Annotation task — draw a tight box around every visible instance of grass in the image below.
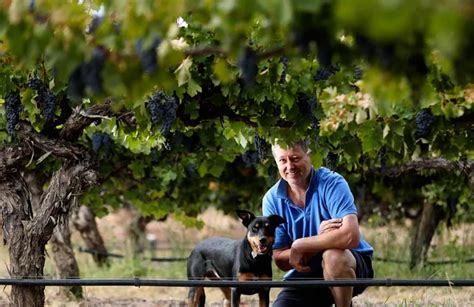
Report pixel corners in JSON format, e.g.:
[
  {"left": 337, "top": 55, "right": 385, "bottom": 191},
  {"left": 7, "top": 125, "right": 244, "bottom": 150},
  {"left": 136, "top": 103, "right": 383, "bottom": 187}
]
[{"left": 1, "top": 209, "right": 473, "bottom": 305}]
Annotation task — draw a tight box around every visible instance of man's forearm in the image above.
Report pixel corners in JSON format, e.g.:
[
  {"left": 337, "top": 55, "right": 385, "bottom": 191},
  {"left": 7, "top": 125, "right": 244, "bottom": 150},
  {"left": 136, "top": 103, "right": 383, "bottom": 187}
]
[{"left": 292, "top": 215, "right": 360, "bottom": 255}]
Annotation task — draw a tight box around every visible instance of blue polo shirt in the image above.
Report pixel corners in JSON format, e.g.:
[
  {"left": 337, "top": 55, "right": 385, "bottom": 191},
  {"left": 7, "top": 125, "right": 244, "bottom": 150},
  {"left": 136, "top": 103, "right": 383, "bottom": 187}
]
[{"left": 262, "top": 167, "right": 373, "bottom": 256}]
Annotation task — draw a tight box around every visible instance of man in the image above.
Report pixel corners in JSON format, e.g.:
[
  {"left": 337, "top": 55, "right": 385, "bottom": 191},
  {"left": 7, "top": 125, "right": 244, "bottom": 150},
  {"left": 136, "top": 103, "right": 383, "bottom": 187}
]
[{"left": 262, "top": 141, "right": 374, "bottom": 307}]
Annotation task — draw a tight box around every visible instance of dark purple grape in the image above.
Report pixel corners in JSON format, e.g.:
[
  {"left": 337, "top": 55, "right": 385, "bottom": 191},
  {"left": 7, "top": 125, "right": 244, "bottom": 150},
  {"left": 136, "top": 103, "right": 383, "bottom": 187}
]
[
  {"left": 415, "top": 110, "right": 435, "bottom": 139},
  {"left": 91, "top": 133, "right": 103, "bottom": 153},
  {"left": 4, "top": 91, "right": 23, "bottom": 135},
  {"left": 86, "top": 15, "right": 103, "bottom": 34},
  {"left": 136, "top": 37, "right": 161, "bottom": 74},
  {"left": 238, "top": 47, "right": 258, "bottom": 87},
  {"left": 146, "top": 91, "right": 178, "bottom": 137},
  {"left": 242, "top": 151, "right": 258, "bottom": 167},
  {"left": 255, "top": 134, "right": 269, "bottom": 162},
  {"left": 280, "top": 56, "right": 289, "bottom": 83},
  {"left": 353, "top": 66, "right": 363, "bottom": 81},
  {"left": 313, "top": 64, "right": 339, "bottom": 81},
  {"left": 378, "top": 146, "right": 387, "bottom": 171},
  {"left": 325, "top": 152, "right": 338, "bottom": 170},
  {"left": 82, "top": 47, "right": 106, "bottom": 94}
]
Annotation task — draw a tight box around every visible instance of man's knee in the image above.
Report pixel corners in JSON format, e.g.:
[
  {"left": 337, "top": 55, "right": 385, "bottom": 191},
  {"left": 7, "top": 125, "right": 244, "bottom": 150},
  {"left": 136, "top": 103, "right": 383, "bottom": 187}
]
[{"left": 322, "top": 249, "right": 356, "bottom": 277}]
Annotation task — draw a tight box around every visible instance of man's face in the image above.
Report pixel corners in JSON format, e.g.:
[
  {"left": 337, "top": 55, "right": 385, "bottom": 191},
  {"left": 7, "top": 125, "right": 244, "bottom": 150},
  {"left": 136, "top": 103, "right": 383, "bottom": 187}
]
[{"left": 273, "top": 144, "right": 312, "bottom": 187}]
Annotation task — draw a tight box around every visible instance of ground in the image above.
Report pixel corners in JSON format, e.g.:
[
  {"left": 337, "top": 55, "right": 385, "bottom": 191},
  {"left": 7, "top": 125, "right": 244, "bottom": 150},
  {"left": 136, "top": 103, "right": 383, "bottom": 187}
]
[{"left": 1, "top": 208, "right": 473, "bottom": 306}]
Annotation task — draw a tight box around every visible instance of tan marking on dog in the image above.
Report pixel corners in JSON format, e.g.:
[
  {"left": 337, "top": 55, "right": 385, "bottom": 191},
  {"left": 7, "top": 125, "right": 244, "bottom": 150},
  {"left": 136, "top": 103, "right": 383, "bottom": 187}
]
[
  {"left": 238, "top": 272, "right": 256, "bottom": 281},
  {"left": 189, "top": 287, "right": 204, "bottom": 307},
  {"left": 259, "top": 274, "right": 271, "bottom": 280},
  {"left": 247, "top": 233, "right": 260, "bottom": 254}
]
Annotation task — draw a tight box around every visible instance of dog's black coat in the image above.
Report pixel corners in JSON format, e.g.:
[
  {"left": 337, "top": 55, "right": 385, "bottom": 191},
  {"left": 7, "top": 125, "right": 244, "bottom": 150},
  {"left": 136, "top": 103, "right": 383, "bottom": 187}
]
[{"left": 187, "top": 210, "right": 285, "bottom": 307}]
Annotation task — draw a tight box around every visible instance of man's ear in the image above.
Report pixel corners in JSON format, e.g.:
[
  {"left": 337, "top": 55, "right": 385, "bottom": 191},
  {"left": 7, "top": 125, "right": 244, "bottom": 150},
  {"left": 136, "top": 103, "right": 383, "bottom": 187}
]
[
  {"left": 236, "top": 209, "right": 255, "bottom": 227},
  {"left": 269, "top": 214, "right": 286, "bottom": 227}
]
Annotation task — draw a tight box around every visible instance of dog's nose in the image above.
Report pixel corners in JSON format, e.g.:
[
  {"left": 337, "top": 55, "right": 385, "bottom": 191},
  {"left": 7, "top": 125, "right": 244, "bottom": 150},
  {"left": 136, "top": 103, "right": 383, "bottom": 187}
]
[{"left": 259, "top": 237, "right": 267, "bottom": 244}]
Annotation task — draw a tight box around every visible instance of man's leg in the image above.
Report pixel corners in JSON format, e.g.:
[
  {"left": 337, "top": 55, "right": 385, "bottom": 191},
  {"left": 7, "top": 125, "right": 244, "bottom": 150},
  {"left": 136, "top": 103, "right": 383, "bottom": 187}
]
[
  {"left": 272, "top": 287, "right": 334, "bottom": 307},
  {"left": 322, "top": 249, "right": 356, "bottom": 307}
]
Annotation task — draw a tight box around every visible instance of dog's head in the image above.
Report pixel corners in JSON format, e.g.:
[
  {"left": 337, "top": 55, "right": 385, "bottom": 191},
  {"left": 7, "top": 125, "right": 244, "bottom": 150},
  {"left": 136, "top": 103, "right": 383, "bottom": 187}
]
[{"left": 236, "top": 209, "right": 286, "bottom": 257}]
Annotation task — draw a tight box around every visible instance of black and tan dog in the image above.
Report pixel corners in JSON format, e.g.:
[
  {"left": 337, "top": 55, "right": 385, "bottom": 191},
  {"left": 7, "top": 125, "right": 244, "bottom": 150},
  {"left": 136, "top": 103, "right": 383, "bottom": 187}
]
[{"left": 187, "top": 209, "right": 286, "bottom": 307}]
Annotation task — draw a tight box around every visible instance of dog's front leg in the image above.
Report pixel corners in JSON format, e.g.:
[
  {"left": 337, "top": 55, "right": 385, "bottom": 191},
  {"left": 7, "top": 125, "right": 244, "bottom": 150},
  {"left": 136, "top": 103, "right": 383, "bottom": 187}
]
[
  {"left": 231, "top": 288, "right": 241, "bottom": 307},
  {"left": 258, "top": 289, "right": 270, "bottom": 307}
]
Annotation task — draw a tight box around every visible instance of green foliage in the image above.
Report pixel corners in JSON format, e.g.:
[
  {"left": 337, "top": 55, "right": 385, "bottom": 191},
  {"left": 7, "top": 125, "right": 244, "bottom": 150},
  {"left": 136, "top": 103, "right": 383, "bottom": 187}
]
[{"left": 0, "top": 0, "right": 472, "bottom": 226}]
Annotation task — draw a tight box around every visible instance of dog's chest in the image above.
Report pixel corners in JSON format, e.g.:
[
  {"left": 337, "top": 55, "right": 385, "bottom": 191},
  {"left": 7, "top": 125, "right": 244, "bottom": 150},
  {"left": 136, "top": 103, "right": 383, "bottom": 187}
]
[{"left": 236, "top": 271, "right": 271, "bottom": 295}]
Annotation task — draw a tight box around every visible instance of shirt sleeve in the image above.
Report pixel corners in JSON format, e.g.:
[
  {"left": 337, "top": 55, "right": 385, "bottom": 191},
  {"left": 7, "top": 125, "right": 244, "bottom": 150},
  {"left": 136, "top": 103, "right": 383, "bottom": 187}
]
[
  {"left": 262, "top": 192, "right": 291, "bottom": 249},
  {"left": 325, "top": 174, "right": 358, "bottom": 218}
]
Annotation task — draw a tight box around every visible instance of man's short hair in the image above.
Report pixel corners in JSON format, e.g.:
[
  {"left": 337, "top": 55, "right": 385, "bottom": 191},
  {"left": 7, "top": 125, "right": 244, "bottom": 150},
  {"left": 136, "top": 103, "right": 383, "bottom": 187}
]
[{"left": 271, "top": 139, "right": 311, "bottom": 157}]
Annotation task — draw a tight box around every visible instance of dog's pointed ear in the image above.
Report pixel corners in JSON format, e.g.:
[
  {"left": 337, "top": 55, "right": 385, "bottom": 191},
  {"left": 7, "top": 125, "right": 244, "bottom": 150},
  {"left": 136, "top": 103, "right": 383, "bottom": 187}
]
[
  {"left": 269, "top": 214, "right": 286, "bottom": 226},
  {"left": 236, "top": 209, "right": 255, "bottom": 227}
]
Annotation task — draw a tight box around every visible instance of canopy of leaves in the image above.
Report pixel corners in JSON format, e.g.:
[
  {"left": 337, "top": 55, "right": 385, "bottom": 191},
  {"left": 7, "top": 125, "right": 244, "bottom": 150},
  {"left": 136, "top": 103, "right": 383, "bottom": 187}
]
[{"left": 1, "top": 0, "right": 473, "bottom": 226}]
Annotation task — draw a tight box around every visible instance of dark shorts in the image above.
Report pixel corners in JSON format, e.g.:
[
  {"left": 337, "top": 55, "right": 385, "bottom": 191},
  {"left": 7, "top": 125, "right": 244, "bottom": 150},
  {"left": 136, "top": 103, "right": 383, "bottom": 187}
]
[{"left": 272, "top": 250, "right": 374, "bottom": 307}]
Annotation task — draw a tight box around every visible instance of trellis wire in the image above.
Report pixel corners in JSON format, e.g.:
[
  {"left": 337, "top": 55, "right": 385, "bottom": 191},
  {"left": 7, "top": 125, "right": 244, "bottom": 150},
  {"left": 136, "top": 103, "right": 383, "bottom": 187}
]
[
  {"left": 0, "top": 278, "right": 473, "bottom": 287},
  {"left": 78, "top": 247, "right": 474, "bottom": 265}
]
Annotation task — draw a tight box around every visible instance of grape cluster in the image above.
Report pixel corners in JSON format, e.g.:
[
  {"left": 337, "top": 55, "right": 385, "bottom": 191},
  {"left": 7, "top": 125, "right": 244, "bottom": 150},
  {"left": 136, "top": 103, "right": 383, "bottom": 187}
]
[
  {"left": 185, "top": 164, "right": 198, "bottom": 178},
  {"left": 280, "top": 56, "right": 289, "bottom": 83},
  {"left": 242, "top": 151, "right": 258, "bottom": 167},
  {"left": 4, "top": 91, "right": 23, "bottom": 135},
  {"left": 68, "top": 47, "right": 106, "bottom": 101},
  {"left": 267, "top": 165, "right": 278, "bottom": 186},
  {"left": 255, "top": 134, "right": 269, "bottom": 162},
  {"left": 353, "top": 66, "right": 363, "bottom": 81},
  {"left": 296, "top": 93, "right": 319, "bottom": 130},
  {"left": 86, "top": 14, "right": 104, "bottom": 34},
  {"left": 415, "top": 109, "right": 435, "bottom": 139},
  {"left": 27, "top": 76, "right": 56, "bottom": 122},
  {"left": 313, "top": 64, "right": 340, "bottom": 81},
  {"left": 378, "top": 146, "right": 387, "bottom": 171},
  {"left": 147, "top": 91, "right": 178, "bottom": 137},
  {"left": 238, "top": 47, "right": 258, "bottom": 87},
  {"left": 325, "top": 152, "right": 338, "bottom": 170},
  {"left": 28, "top": 0, "right": 35, "bottom": 12},
  {"left": 91, "top": 132, "right": 112, "bottom": 157},
  {"left": 57, "top": 94, "right": 72, "bottom": 125},
  {"left": 136, "top": 37, "right": 161, "bottom": 74}
]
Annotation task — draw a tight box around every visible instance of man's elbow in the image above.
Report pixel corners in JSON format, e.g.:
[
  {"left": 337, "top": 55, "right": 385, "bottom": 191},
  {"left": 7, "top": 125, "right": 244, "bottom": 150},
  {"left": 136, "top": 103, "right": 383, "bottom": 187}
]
[{"left": 345, "top": 231, "right": 360, "bottom": 249}]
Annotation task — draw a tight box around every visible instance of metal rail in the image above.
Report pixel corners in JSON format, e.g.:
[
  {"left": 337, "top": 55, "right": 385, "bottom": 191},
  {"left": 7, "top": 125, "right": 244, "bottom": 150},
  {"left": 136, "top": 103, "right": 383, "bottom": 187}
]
[{"left": 1, "top": 278, "right": 473, "bottom": 287}]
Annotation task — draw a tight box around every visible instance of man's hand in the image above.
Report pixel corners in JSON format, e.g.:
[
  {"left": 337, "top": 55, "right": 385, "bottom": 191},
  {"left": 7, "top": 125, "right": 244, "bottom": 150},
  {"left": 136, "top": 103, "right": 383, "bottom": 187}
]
[
  {"left": 319, "top": 218, "right": 343, "bottom": 234},
  {"left": 289, "top": 239, "right": 312, "bottom": 273}
]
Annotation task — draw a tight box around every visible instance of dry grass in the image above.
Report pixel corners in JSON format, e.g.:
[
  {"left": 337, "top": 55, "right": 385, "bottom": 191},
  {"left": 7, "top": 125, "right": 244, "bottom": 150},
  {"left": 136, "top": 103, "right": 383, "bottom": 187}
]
[{"left": 1, "top": 207, "right": 473, "bottom": 306}]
